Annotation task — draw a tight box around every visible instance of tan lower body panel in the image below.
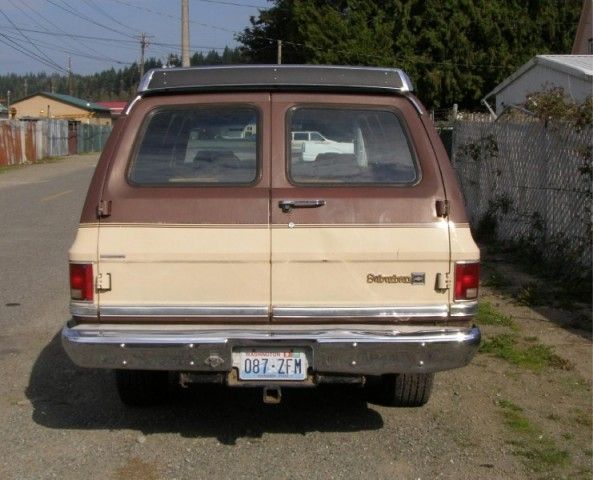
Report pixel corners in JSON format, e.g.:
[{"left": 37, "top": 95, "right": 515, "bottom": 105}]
[
  {"left": 450, "top": 223, "right": 481, "bottom": 261},
  {"left": 73, "top": 223, "right": 479, "bottom": 323},
  {"left": 271, "top": 225, "right": 452, "bottom": 312},
  {"left": 96, "top": 225, "right": 270, "bottom": 309}
]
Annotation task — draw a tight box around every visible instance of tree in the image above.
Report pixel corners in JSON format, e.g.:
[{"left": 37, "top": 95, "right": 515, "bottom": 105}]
[
  {"left": 238, "top": 0, "right": 582, "bottom": 109},
  {"left": 0, "top": 48, "right": 244, "bottom": 103}
]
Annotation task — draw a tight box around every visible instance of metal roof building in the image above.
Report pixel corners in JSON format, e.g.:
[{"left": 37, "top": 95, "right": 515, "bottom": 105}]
[
  {"left": 10, "top": 92, "right": 111, "bottom": 125},
  {"left": 483, "top": 55, "right": 593, "bottom": 115}
]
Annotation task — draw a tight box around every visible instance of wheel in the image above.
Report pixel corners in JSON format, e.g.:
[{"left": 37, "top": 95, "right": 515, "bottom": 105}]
[
  {"left": 115, "top": 369, "right": 170, "bottom": 406},
  {"left": 369, "top": 373, "right": 434, "bottom": 407}
]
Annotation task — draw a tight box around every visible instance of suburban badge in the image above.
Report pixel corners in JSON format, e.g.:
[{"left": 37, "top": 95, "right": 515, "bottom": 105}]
[{"left": 366, "top": 273, "right": 425, "bottom": 285}]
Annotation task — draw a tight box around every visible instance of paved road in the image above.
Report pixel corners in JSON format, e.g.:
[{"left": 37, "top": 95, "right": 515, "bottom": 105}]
[
  {"left": 0, "top": 156, "right": 97, "bottom": 338},
  {"left": 0, "top": 156, "right": 589, "bottom": 480}
]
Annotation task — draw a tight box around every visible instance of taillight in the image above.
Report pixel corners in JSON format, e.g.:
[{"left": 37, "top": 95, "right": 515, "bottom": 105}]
[
  {"left": 454, "top": 262, "right": 480, "bottom": 300},
  {"left": 70, "top": 263, "right": 93, "bottom": 301}
]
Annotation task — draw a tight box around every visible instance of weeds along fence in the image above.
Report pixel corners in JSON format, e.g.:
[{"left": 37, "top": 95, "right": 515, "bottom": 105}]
[
  {"left": 452, "top": 118, "right": 592, "bottom": 274},
  {"left": 0, "top": 119, "right": 111, "bottom": 165}
]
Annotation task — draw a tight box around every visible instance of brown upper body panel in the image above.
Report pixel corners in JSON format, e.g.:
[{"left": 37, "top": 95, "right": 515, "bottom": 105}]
[
  {"left": 82, "top": 90, "right": 464, "bottom": 226},
  {"left": 83, "top": 93, "right": 271, "bottom": 225},
  {"left": 418, "top": 103, "right": 469, "bottom": 224},
  {"left": 271, "top": 93, "right": 445, "bottom": 226}
]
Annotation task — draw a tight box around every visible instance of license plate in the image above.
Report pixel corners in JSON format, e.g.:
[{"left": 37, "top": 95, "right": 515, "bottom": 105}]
[{"left": 234, "top": 348, "right": 308, "bottom": 381}]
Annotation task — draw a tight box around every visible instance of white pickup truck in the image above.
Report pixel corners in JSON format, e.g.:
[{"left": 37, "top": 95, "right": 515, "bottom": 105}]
[{"left": 291, "top": 131, "right": 354, "bottom": 162}]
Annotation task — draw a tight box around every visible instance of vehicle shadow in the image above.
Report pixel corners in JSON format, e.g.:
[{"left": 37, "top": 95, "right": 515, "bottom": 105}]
[{"left": 26, "top": 332, "right": 384, "bottom": 444}]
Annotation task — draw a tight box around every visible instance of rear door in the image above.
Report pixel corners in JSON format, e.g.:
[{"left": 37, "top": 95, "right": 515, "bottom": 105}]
[
  {"left": 96, "top": 93, "right": 271, "bottom": 323},
  {"left": 270, "top": 93, "right": 451, "bottom": 323}
]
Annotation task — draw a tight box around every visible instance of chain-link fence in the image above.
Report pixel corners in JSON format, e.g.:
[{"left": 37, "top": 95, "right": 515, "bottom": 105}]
[{"left": 452, "top": 118, "right": 592, "bottom": 272}]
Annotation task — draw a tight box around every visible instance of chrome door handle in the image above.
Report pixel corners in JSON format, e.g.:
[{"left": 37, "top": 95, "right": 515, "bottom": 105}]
[{"left": 278, "top": 200, "right": 326, "bottom": 213}]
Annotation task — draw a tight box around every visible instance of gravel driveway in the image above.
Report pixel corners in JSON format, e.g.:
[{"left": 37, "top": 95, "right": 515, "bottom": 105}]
[{"left": 0, "top": 155, "right": 590, "bottom": 480}]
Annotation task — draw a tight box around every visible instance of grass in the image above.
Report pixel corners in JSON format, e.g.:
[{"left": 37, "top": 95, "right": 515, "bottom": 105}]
[
  {"left": 514, "top": 443, "right": 570, "bottom": 471},
  {"left": 0, "top": 156, "right": 68, "bottom": 175},
  {"left": 481, "top": 244, "right": 592, "bottom": 317},
  {"left": 477, "top": 302, "right": 574, "bottom": 371},
  {"left": 499, "top": 399, "right": 570, "bottom": 472},
  {"left": 516, "top": 282, "right": 547, "bottom": 307},
  {"left": 0, "top": 164, "right": 25, "bottom": 174},
  {"left": 479, "top": 334, "right": 573, "bottom": 371},
  {"left": 499, "top": 399, "right": 536, "bottom": 434},
  {"left": 573, "top": 409, "right": 593, "bottom": 428},
  {"left": 483, "top": 270, "right": 512, "bottom": 289},
  {"left": 476, "top": 301, "right": 517, "bottom": 329},
  {"left": 557, "top": 375, "right": 591, "bottom": 393}
]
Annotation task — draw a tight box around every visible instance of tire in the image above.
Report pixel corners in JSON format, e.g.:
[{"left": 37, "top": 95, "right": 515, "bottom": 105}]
[
  {"left": 372, "top": 373, "right": 434, "bottom": 407},
  {"left": 115, "top": 369, "right": 170, "bottom": 407}
]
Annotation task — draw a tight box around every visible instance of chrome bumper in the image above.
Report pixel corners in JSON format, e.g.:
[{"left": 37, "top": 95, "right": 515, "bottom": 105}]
[{"left": 62, "top": 324, "right": 481, "bottom": 375}]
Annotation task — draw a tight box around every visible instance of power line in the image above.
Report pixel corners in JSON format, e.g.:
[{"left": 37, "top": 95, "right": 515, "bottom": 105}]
[
  {"left": 0, "top": 32, "right": 70, "bottom": 74},
  {"left": 0, "top": 25, "right": 139, "bottom": 44},
  {"left": 82, "top": 0, "right": 141, "bottom": 34},
  {"left": 0, "top": 25, "right": 231, "bottom": 52},
  {"left": 1, "top": 30, "right": 133, "bottom": 66},
  {"left": 15, "top": 0, "right": 129, "bottom": 67},
  {"left": 0, "top": 8, "right": 66, "bottom": 73},
  {"left": 193, "top": 0, "right": 268, "bottom": 8},
  {"left": 45, "top": 0, "right": 136, "bottom": 40},
  {"left": 105, "top": 0, "right": 238, "bottom": 34}
]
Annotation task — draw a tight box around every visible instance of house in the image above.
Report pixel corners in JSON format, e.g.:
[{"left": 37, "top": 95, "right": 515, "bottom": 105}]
[
  {"left": 482, "top": 55, "right": 593, "bottom": 116},
  {"left": 0, "top": 103, "right": 7, "bottom": 120},
  {"left": 96, "top": 100, "right": 128, "bottom": 120},
  {"left": 10, "top": 92, "right": 111, "bottom": 125},
  {"left": 573, "top": 0, "right": 592, "bottom": 54}
]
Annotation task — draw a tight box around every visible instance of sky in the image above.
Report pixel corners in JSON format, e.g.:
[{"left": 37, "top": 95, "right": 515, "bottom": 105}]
[{"left": 0, "top": 0, "right": 271, "bottom": 75}]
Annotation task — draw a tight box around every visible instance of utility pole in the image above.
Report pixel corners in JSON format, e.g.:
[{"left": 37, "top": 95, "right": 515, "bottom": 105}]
[
  {"left": 6, "top": 90, "right": 10, "bottom": 113},
  {"left": 24, "top": 79, "right": 28, "bottom": 97},
  {"left": 138, "top": 32, "right": 149, "bottom": 78},
  {"left": 277, "top": 40, "right": 282, "bottom": 65},
  {"left": 68, "top": 56, "right": 74, "bottom": 96},
  {"left": 181, "top": 0, "right": 190, "bottom": 67}
]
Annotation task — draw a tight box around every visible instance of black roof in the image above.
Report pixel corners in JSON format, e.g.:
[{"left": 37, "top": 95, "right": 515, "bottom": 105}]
[{"left": 137, "top": 65, "right": 414, "bottom": 95}]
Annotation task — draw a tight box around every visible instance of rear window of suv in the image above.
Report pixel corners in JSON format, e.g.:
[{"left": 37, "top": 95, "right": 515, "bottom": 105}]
[
  {"left": 128, "top": 105, "right": 259, "bottom": 185},
  {"left": 288, "top": 107, "right": 418, "bottom": 185}
]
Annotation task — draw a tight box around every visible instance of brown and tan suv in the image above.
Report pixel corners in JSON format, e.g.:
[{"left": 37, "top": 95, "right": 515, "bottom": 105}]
[{"left": 62, "top": 65, "right": 480, "bottom": 407}]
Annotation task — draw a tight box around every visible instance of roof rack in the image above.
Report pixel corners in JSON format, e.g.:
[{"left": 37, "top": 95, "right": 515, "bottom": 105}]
[{"left": 137, "top": 65, "right": 414, "bottom": 95}]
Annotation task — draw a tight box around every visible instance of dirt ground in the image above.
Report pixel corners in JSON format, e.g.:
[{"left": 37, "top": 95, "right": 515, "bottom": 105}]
[{"left": 0, "top": 157, "right": 591, "bottom": 480}]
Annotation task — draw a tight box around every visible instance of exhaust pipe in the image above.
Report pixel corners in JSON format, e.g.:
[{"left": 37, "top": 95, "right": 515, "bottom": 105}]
[{"left": 263, "top": 386, "right": 282, "bottom": 404}]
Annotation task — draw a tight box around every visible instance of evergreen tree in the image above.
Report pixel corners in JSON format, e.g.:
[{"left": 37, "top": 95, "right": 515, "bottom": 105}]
[
  {"left": 237, "top": 0, "right": 582, "bottom": 109},
  {"left": 0, "top": 48, "right": 244, "bottom": 103}
]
